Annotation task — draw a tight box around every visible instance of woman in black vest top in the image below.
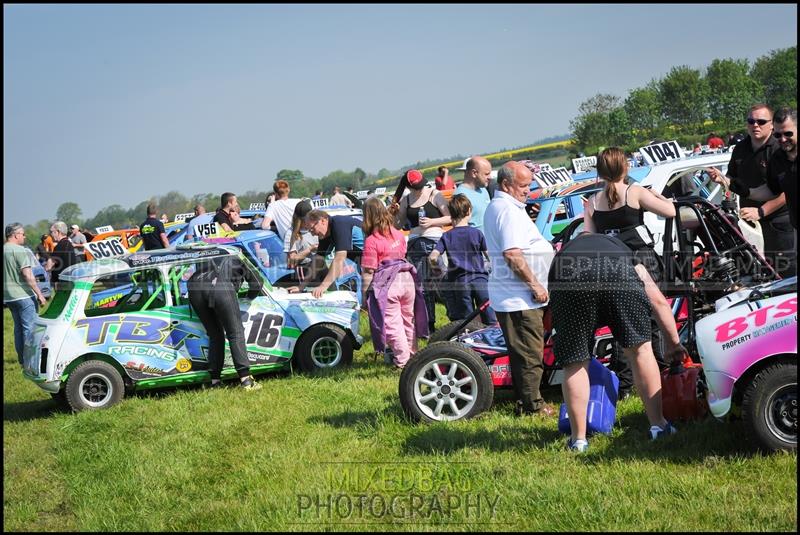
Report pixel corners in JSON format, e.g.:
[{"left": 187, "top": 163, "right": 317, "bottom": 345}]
[
  {"left": 584, "top": 147, "right": 676, "bottom": 283},
  {"left": 583, "top": 148, "right": 683, "bottom": 393}
]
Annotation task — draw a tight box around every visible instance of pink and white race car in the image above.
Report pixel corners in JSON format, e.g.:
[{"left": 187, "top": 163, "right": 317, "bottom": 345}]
[{"left": 695, "top": 277, "right": 796, "bottom": 452}]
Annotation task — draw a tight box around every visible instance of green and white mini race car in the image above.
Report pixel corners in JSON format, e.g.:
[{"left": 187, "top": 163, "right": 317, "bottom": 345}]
[{"left": 22, "top": 243, "right": 362, "bottom": 411}]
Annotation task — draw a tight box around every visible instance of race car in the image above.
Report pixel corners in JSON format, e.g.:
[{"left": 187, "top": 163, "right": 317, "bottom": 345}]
[
  {"left": 84, "top": 229, "right": 143, "bottom": 261},
  {"left": 695, "top": 276, "right": 796, "bottom": 452},
  {"left": 182, "top": 204, "right": 364, "bottom": 298},
  {"left": 22, "top": 243, "right": 362, "bottom": 412},
  {"left": 527, "top": 180, "right": 602, "bottom": 240}
]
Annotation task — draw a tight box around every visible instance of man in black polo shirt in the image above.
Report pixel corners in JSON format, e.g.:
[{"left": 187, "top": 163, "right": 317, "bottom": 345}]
[
  {"left": 139, "top": 204, "right": 169, "bottom": 251},
  {"left": 213, "top": 192, "right": 237, "bottom": 233},
  {"left": 708, "top": 103, "right": 794, "bottom": 277},
  {"left": 304, "top": 210, "right": 364, "bottom": 298},
  {"left": 766, "top": 108, "right": 797, "bottom": 271},
  {"left": 45, "top": 221, "right": 78, "bottom": 287},
  {"left": 212, "top": 192, "right": 254, "bottom": 233}
]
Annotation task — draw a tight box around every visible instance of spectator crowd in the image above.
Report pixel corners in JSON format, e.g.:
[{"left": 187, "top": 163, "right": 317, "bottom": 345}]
[{"left": 5, "top": 104, "right": 797, "bottom": 451}]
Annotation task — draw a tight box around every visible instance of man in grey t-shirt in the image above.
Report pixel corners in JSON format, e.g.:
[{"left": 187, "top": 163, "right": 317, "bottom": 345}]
[
  {"left": 4, "top": 223, "right": 47, "bottom": 365},
  {"left": 69, "top": 224, "right": 87, "bottom": 260}
]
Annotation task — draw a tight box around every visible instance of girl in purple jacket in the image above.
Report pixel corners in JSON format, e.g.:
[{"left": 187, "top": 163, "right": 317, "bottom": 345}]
[{"left": 361, "top": 197, "right": 428, "bottom": 369}]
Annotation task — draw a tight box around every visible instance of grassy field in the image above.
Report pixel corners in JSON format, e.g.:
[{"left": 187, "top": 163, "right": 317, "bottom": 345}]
[{"left": 3, "top": 308, "right": 796, "bottom": 532}]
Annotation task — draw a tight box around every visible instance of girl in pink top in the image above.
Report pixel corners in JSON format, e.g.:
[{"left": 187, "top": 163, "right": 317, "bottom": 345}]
[{"left": 361, "top": 197, "right": 418, "bottom": 368}]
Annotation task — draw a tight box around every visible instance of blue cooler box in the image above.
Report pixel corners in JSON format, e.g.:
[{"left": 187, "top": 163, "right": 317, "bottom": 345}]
[{"left": 559, "top": 358, "right": 619, "bottom": 435}]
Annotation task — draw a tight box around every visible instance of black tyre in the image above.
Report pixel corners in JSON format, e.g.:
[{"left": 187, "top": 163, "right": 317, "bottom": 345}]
[
  {"left": 65, "top": 360, "right": 125, "bottom": 412},
  {"left": 429, "top": 319, "right": 485, "bottom": 344},
  {"left": 741, "top": 361, "right": 797, "bottom": 452},
  {"left": 399, "top": 341, "right": 494, "bottom": 423},
  {"left": 294, "top": 324, "right": 353, "bottom": 373}
]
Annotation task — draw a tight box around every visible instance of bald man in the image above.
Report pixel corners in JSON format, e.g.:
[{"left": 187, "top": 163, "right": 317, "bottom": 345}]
[
  {"left": 454, "top": 156, "right": 493, "bottom": 232},
  {"left": 484, "top": 161, "right": 555, "bottom": 416}
]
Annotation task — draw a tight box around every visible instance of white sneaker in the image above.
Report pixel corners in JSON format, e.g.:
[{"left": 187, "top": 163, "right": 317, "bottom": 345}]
[
  {"left": 649, "top": 422, "right": 677, "bottom": 440},
  {"left": 567, "top": 438, "right": 589, "bottom": 452}
]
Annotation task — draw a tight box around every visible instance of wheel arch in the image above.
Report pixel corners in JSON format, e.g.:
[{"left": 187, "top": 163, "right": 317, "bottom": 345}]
[
  {"left": 731, "top": 352, "right": 797, "bottom": 407},
  {"left": 301, "top": 321, "right": 361, "bottom": 350},
  {"left": 61, "top": 352, "right": 134, "bottom": 391}
]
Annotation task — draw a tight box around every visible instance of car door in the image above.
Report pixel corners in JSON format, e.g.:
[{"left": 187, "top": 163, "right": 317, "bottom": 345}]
[{"left": 165, "top": 258, "right": 292, "bottom": 372}]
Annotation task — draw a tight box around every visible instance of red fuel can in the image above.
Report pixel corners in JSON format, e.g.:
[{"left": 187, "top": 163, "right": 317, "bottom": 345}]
[{"left": 661, "top": 355, "right": 709, "bottom": 422}]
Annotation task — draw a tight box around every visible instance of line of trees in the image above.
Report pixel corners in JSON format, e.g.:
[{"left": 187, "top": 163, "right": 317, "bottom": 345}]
[{"left": 570, "top": 47, "right": 796, "bottom": 154}]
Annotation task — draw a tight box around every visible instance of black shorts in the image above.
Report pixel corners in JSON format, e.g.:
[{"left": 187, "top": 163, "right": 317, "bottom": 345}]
[{"left": 549, "top": 256, "right": 651, "bottom": 367}]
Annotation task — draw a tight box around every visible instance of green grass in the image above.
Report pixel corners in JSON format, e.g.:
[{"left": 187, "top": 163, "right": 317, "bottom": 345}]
[{"left": 3, "top": 308, "right": 796, "bottom": 531}]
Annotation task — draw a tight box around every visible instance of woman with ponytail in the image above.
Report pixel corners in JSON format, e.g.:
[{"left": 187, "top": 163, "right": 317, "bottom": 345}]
[
  {"left": 584, "top": 147, "right": 683, "bottom": 398},
  {"left": 584, "top": 147, "right": 675, "bottom": 280}
]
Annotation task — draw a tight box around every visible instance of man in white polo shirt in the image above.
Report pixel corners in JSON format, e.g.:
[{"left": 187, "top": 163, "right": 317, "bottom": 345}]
[{"left": 484, "top": 161, "right": 555, "bottom": 416}]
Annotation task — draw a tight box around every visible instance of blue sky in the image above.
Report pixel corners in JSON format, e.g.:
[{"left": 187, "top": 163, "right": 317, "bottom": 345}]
[{"left": 4, "top": 4, "right": 797, "bottom": 225}]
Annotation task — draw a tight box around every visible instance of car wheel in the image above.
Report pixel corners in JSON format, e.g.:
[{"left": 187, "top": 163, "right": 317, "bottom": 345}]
[
  {"left": 65, "top": 360, "right": 125, "bottom": 412},
  {"left": 741, "top": 361, "right": 797, "bottom": 452},
  {"left": 399, "top": 341, "right": 493, "bottom": 423},
  {"left": 429, "top": 319, "right": 485, "bottom": 344},
  {"left": 294, "top": 324, "right": 353, "bottom": 373}
]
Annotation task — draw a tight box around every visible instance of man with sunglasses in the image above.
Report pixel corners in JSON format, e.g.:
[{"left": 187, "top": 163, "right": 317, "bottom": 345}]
[
  {"left": 766, "top": 108, "right": 797, "bottom": 260},
  {"left": 708, "top": 103, "right": 793, "bottom": 277}
]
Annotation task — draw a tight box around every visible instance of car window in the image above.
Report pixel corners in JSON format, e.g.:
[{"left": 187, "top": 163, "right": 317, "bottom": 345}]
[
  {"left": 167, "top": 263, "right": 196, "bottom": 306},
  {"left": 85, "top": 268, "right": 166, "bottom": 317},
  {"left": 127, "top": 233, "right": 142, "bottom": 249},
  {"left": 663, "top": 163, "right": 728, "bottom": 201},
  {"left": 244, "top": 236, "right": 285, "bottom": 270}
]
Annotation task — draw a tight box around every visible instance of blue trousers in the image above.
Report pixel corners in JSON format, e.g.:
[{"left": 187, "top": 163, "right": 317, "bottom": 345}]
[
  {"left": 444, "top": 275, "right": 496, "bottom": 324},
  {"left": 406, "top": 237, "right": 440, "bottom": 333},
  {"left": 8, "top": 296, "right": 38, "bottom": 366}
]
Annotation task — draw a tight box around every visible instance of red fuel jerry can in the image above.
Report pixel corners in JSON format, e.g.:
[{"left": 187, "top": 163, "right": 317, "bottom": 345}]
[{"left": 661, "top": 355, "right": 709, "bottom": 422}]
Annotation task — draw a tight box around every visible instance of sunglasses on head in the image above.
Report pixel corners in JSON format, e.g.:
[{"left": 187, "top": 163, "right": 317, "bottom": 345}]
[
  {"left": 773, "top": 131, "right": 794, "bottom": 139},
  {"left": 747, "top": 118, "right": 771, "bottom": 126}
]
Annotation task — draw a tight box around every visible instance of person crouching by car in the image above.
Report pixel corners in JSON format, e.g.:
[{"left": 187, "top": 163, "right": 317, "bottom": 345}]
[
  {"left": 188, "top": 255, "right": 264, "bottom": 390},
  {"left": 548, "top": 232, "right": 686, "bottom": 452},
  {"left": 304, "top": 209, "right": 364, "bottom": 299},
  {"left": 361, "top": 197, "right": 428, "bottom": 369}
]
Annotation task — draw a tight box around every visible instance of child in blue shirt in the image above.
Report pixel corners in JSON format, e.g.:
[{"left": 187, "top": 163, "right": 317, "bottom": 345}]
[{"left": 428, "top": 194, "right": 497, "bottom": 325}]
